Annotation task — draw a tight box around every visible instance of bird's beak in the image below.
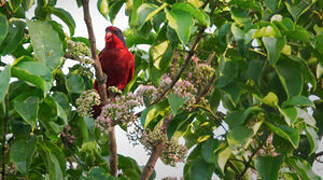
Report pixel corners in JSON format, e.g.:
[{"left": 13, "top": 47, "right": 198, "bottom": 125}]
[{"left": 105, "top": 31, "right": 113, "bottom": 41}]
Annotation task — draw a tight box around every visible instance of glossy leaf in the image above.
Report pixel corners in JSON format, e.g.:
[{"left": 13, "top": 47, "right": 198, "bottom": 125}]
[
  {"left": 10, "top": 137, "right": 37, "bottom": 174},
  {"left": 136, "top": 3, "right": 166, "bottom": 27},
  {"left": 172, "top": 2, "right": 210, "bottom": 26},
  {"left": 141, "top": 100, "right": 169, "bottom": 128},
  {"left": 255, "top": 155, "right": 283, "bottom": 180},
  {"left": 215, "top": 56, "right": 239, "bottom": 88},
  {"left": 285, "top": 0, "right": 313, "bottom": 22},
  {"left": 190, "top": 158, "right": 213, "bottom": 180},
  {"left": 47, "top": 7, "right": 76, "bottom": 36},
  {"left": 165, "top": 9, "right": 194, "bottom": 44},
  {"left": 265, "top": 122, "right": 299, "bottom": 148},
  {"left": 286, "top": 157, "right": 321, "bottom": 180},
  {"left": 275, "top": 58, "right": 304, "bottom": 97},
  {"left": 12, "top": 56, "right": 52, "bottom": 92},
  {"left": 0, "top": 66, "right": 10, "bottom": 103},
  {"left": 227, "top": 126, "right": 253, "bottom": 148},
  {"left": 97, "top": 0, "right": 109, "bottom": 18},
  {"left": 0, "top": 19, "right": 26, "bottom": 55},
  {"left": 65, "top": 74, "right": 85, "bottom": 94},
  {"left": 0, "top": 13, "right": 9, "bottom": 46},
  {"left": 9, "top": 0, "right": 23, "bottom": 12},
  {"left": 262, "top": 37, "right": 285, "bottom": 65},
  {"left": 215, "top": 146, "right": 231, "bottom": 173},
  {"left": 14, "top": 96, "right": 39, "bottom": 126},
  {"left": 27, "top": 20, "right": 64, "bottom": 71},
  {"left": 282, "top": 96, "right": 314, "bottom": 107},
  {"left": 167, "top": 93, "right": 187, "bottom": 115}
]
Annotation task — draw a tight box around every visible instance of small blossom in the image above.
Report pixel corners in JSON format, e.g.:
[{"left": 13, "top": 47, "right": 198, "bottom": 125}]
[
  {"left": 95, "top": 92, "right": 143, "bottom": 134},
  {"left": 76, "top": 90, "right": 101, "bottom": 117}
]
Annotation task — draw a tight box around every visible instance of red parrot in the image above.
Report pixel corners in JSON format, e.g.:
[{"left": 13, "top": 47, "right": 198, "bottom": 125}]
[{"left": 93, "top": 26, "right": 135, "bottom": 117}]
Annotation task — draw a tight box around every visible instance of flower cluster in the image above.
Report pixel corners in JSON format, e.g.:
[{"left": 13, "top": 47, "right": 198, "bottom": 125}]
[
  {"left": 66, "top": 39, "right": 93, "bottom": 64},
  {"left": 139, "top": 128, "right": 187, "bottom": 166},
  {"left": 158, "top": 74, "right": 198, "bottom": 107},
  {"left": 162, "top": 140, "right": 188, "bottom": 166},
  {"left": 135, "top": 85, "right": 157, "bottom": 105},
  {"left": 96, "top": 93, "right": 143, "bottom": 135},
  {"left": 188, "top": 64, "right": 215, "bottom": 90},
  {"left": 76, "top": 90, "right": 101, "bottom": 117}
]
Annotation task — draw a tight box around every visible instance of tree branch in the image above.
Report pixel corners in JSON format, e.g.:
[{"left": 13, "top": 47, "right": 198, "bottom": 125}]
[
  {"left": 141, "top": 2, "right": 216, "bottom": 179},
  {"left": 81, "top": 0, "right": 117, "bottom": 176}
]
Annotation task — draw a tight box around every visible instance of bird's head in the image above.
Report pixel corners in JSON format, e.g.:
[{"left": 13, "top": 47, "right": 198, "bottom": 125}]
[{"left": 105, "top": 26, "right": 126, "bottom": 48}]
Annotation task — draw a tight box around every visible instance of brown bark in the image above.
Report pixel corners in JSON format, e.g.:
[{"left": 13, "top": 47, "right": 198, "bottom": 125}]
[{"left": 81, "top": 0, "right": 117, "bottom": 176}]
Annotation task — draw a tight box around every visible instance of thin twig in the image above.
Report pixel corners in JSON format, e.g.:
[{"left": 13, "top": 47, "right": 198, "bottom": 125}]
[
  {"left": 240, "top": 140, "right": 266, "bottom": 177},
  {"left": 81, "top": 0, "right": 117, "bottom": 176},
  {"left": 315, "top": 151, "right": 323, "bottom": 158}
]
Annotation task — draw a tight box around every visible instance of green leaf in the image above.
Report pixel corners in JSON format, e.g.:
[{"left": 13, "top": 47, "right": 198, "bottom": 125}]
[
  {"left": 136, "top": 3, "right": 166, "bottom": 28},
  {"left": 129, "top": 0, "right": 142, "bottom": 27},
  {"left": 255, "top": 155, "right": 283, "bottom": 180},
  {"left": 27, "top": 20, "right": 64, "bottom": 71},
  {"left": 47, "top": 7, "right": 76, "bottom": 36},
  {"left": 215, "top": 146, "right": 231, "bottom": 173},
  {"left": 9, "top": 0, "right": 23, "bottom": 12},
  {"left": 108, "top": 0, "right": 125, "bottom": 24},
  {"left": 12, "top": 56, "right": 52, "bottom": 92},
  {"left": 215, "top": 56, "right": 239, "bottom": 88},
  {"left": 305, "top": 126, "right": 319, "bottom": 154},
  {"left": 280, "top": 107, "right": 297, "bottom": 126},
  {"left": 0, "top": 19, "right": 26, "bottom": 56},
  {"left": 282, "top": 96, "right": 314, "bottom": 107},
  {"left": 141, "top": 100, "right": 169, "bottom": 128},
  {"left": 10, "top": 136, "right": 37, "bottom": 174},
  {"left": 97, "top": 0, "right": 109, "bottom": 18},
  {"left": 22, "top": 0, "right": 35, "bottom": 10},
  {"left": 285, "top": 0, "right": 313, "bottom": 22},
  {"left": 285, "top": 29, "right": 311, "bottom": 43},
  {"left": 172, "top": 2, "right": 210, "bottom": 26},
  {"left": 225, "top": 106, "right": 263, "bottom": 128},
  {"left": 231, "top": 7, "right": 252, "bottom": 27},
  {"left": 190, "top": 158, "right": 213, "bottom": 180},
  {"left": 264, "top": 0, "right": 279, "bottom": 12},
  {"left": 315, "top": 33, "right": 323, "bottom": 54},
  {"left": 262, "top": 37, "right": 285, "bottom": 65},
  {"left": 165, "top": 9, "right": 194, "bottom": 44},
  {"left": 0, "top": 13, "right": 9, "bottom": 46},
  {"left": 227, "top": 126, "right": 253, "bottom": 148},
  {"left": 201, "top": 139, "right": 217, "bottom": 164},
  {"left": 0, "top": 66, "right": 10, "bottom": 103},
  {"left": 275, "top": 58, "right": 303, "bottom": 97},
  {"left": 265, "top": 122, "right": 299, "bottom": 148},
  {"left": 286, "top": 157, "right": 321, "bottom": 180},
  {"left": 123, "top": 29, "right": 155, "bottom": 47},
  {"left": 262, "top": 92, "right": 279, "bottom": 107},
  {"left": 65, "top": 74, "right": 85, "bottom": 94},
  {"left": 14, "top": 96, "right": 39, "bottom": 126},
  {"left": 88, "top": 167, "right": 110, "bottom": 180},
  {"left": 167, "top": 93, "right": 187, "bottom": 115},
  {"left": 167, "top": 112, "right": 194, "bottom": 139},
  {"left": 47, "top": 152, "right": 64, "bottom": 180}
]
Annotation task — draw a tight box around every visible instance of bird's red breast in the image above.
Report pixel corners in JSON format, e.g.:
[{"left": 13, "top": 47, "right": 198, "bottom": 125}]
[{"left": 93, "top": 26, "right": 135, "bottom": 118}]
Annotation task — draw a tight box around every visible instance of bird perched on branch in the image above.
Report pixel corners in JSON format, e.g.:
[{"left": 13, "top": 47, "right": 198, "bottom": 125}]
[{"left": 93, "top": 26, "right": 135, "bottom": 117}]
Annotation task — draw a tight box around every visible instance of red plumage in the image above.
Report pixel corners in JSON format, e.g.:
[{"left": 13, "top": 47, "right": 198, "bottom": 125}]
[{"left": 93, "top": 26, "right": 135, "bottom": 117}]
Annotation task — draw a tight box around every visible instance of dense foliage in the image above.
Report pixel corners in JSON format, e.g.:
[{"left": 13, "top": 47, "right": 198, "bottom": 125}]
[{"left": 0, "top": 0, "right": 323, "bottom": 179}]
